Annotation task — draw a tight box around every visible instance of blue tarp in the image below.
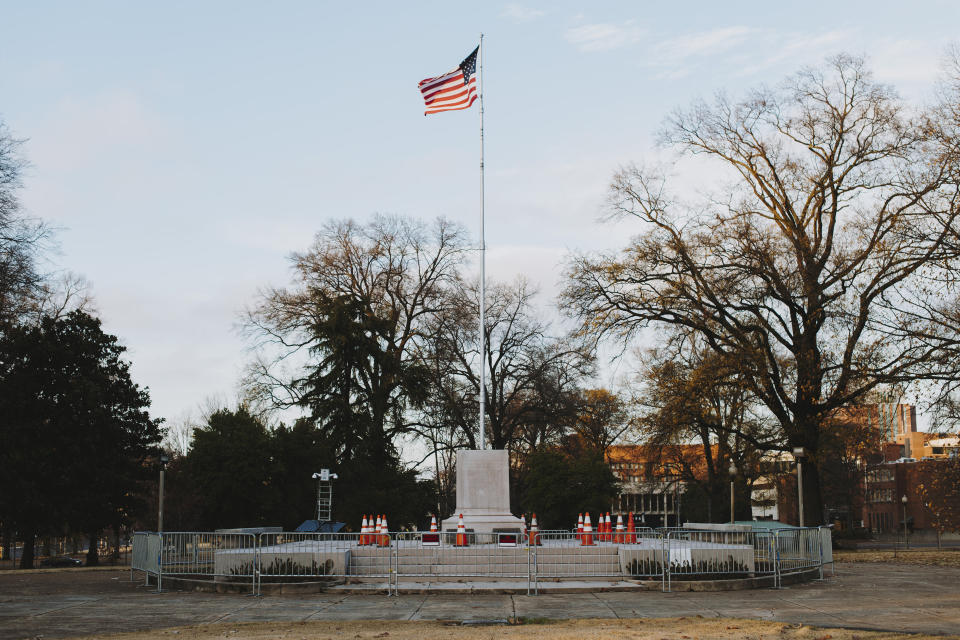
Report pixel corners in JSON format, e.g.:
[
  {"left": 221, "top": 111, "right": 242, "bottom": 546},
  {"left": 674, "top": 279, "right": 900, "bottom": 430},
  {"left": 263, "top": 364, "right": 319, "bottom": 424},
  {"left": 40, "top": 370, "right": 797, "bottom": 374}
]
[
  {"left": 295, "top": 520, "right": 345, "bottom": 533},
  {"left": 738, "top": 520, "right": 800, "bottom": 530}
]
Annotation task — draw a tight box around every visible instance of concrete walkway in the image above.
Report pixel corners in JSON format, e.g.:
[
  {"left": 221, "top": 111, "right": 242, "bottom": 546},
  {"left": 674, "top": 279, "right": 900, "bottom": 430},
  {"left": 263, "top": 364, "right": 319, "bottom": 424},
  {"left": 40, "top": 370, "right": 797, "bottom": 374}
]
[{"left": 1, "top": 563, "right": 959, "bottom": 639}]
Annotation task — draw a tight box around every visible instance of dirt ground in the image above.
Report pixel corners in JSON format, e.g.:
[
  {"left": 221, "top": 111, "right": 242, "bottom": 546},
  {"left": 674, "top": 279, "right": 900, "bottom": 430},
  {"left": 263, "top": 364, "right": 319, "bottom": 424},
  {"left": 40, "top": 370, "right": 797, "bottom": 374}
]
[
  {"left": 61, "top": 618, "right": 958, "bottom": 640},
  {"left": 833, "top": 549, "right": 960, "bottom": 568}
]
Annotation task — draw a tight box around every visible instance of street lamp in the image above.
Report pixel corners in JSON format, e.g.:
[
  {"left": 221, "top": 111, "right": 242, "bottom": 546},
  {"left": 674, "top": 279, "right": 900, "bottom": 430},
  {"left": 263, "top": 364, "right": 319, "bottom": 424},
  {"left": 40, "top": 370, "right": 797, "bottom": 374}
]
[
  {"left": 728, "top": 462, "right": 737, "bottom": 524},
  {"left": 793, "top": 447, "right": 806, "bottom": 527},
  {"left": 901, "top": 494, "right": 908, "bottom": 550},
  {"left": 311, "top": 470, "right": 338, "bottom": 522},
  {"left": 158, "top": 454, "right": 169, "bottom": 533}
]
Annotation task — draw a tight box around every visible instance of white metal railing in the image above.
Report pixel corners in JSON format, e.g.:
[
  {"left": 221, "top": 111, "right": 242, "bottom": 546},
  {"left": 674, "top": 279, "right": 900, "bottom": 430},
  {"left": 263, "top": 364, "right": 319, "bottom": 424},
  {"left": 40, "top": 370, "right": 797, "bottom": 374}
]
[{"left": 130, "top": 525, "right": 828, "bottom": 595}]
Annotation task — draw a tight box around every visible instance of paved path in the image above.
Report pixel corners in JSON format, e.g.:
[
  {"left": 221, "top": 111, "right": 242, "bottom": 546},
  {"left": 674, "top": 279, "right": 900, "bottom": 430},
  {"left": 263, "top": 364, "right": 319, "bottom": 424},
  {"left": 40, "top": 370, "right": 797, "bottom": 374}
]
[{"left": 1, "top": 563, "right": 959, "bottom": 639}]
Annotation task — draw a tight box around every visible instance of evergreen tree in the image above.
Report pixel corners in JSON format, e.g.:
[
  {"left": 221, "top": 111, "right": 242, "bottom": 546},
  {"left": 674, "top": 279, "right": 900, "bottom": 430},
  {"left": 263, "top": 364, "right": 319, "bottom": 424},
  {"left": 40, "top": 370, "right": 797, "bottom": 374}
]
[{"left": 0, "top": 311, "right": 161, "bottom": 567}]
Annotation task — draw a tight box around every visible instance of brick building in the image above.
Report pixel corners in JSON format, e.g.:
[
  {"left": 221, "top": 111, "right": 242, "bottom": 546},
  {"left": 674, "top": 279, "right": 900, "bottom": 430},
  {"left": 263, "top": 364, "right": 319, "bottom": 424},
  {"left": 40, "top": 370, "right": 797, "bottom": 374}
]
[
  {"left": 606, "top": 445, "right": 688, "bottom": 527},
  {"left": 609, "top": 403, "right": 959, "bottom": 532}
]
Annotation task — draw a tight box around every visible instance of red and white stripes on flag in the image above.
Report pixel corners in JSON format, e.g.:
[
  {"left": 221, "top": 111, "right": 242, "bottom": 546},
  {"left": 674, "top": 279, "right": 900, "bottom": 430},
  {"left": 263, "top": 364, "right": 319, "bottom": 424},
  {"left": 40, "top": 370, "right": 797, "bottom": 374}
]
[{"left": 418, "top": 46, "right": 479, "bottom": 115}]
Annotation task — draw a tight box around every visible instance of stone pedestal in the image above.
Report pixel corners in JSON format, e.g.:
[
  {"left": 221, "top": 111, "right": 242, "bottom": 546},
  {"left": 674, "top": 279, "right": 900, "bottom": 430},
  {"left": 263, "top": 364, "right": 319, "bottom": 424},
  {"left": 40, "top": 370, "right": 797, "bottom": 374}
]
[{"left": 441, "top": 449, "right": 523, "bottom": 534}]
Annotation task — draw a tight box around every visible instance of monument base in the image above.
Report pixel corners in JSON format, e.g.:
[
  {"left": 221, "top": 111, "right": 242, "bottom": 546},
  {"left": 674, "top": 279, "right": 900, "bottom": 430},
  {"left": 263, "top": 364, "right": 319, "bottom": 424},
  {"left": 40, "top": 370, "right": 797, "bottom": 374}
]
[{"left": 440, "top": 449, "right": 523, "bottom": 534}]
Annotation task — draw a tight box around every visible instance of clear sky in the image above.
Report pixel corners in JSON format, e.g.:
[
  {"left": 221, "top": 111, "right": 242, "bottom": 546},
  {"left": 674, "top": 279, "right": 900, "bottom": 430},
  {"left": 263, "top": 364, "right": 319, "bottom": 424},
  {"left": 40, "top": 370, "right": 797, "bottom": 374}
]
[{"left": 1, "top": 1, "right": 957, "bottom": 428}]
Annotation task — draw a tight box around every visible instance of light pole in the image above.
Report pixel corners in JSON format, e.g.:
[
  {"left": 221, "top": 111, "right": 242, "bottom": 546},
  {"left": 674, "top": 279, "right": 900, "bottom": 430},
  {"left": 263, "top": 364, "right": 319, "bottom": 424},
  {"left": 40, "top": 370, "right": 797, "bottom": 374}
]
[
  {"left": 311, "top": 470, "right": 338, "bottom": 522},
  {"left": 901, "top": 494, "right": 908, "bottom": 550},
  {"left": 729, "top": 462, "right": 737, "bottom": 523},
  {"left": 158, "top": 454, "right": 169, "bottom": 533},
  {"left": 793, "top": 447, "right": 806, "bottom": 527}
]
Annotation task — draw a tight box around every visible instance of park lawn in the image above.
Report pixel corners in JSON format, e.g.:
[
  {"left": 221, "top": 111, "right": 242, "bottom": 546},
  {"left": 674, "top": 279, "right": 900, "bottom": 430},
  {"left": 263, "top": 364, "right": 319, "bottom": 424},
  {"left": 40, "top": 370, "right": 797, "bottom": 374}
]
[
  {"left": 66, "top": 618, "right": 957, "bottom": 640},
  {"left": 834, "top": 549, "right": 960, "bottom": 568}
]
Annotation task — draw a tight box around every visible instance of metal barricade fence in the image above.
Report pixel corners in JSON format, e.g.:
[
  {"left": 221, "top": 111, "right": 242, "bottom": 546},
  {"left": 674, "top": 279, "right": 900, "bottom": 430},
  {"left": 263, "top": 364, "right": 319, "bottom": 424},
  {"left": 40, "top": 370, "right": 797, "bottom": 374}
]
[
  {"left": 127, "top": 526, "right": 826, "bottom": 595},
  {"left": 131, "top": 532, "right": 160, "bottom": 585},
  {"left": 394, "top": 530, "right": 531, "bottom": 581},
  {"left": 256, "top": 532, "right": 393, "bottom": 594},
  {"left": 158, "top": 532, "right": 258, "bottom": 594},
  {"left": 772, "top": 527, "right": 822, "bottom": 586},
  {"left": 663, "top": 529, "right": 762, "bottom": 592},
  {"left": 534, "top": 531, "right": 640, "bottom": 584}
]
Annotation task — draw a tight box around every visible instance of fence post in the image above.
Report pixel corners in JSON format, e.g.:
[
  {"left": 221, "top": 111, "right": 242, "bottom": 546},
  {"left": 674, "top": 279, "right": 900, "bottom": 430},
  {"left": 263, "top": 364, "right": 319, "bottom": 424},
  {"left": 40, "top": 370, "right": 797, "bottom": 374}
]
[
  {"left": 390, "top": 534, "right": 397, "bottom": 597},
  {"left": 156, "top": 533, "right": 163, "bottom": 593},
  {"left": 662, "top": 531, "right": 671, "bottom": 593},
  {"left": 532, "top": 545, "right": 538, "bottom": 595},
  {"left": 817, "top": 527, "right": 824, "bottom": 581},
  {"left": 526, "top": 544, "right": 531, "bottom": 595},
  {"left": 252, "top": 533, "right": 259, "bottom": 597},
  {"left": 772, "top": 530, "right": 781, "bottom": 589}
]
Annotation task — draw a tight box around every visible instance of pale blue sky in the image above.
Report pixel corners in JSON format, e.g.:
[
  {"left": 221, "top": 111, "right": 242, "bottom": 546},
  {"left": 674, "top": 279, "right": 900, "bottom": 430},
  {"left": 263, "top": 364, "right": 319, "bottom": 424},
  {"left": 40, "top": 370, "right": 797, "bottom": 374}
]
[{"left": 1, "top": 1, "right": 957, "bottom": 427}]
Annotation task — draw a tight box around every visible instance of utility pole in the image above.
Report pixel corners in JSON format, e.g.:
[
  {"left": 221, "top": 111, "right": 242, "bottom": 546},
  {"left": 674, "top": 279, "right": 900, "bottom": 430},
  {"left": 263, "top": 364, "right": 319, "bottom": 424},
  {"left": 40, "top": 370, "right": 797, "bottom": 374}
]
[
  {"left": 728, "top": 462, "right": 737, "bottom": 523},
  {"left": 793, "top": 448, "right": 806, "bottom": 527},
  {"left": 158, "top": 454, "right": 169, "bottom": 532}
]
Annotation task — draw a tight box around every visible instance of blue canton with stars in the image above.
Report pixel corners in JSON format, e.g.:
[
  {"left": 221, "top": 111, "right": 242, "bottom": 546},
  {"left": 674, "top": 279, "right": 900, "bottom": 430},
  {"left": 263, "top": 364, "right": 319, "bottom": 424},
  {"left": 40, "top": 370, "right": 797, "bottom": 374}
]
[{"left": 459, "top": 47, "right": 478, "bottom": 85}]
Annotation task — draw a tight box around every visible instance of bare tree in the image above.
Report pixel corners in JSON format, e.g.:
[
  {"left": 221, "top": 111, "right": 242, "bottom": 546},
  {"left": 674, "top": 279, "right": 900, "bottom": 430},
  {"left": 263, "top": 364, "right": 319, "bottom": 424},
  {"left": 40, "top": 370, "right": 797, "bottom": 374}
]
[
  {"left": 562, "top": 55, "right": 960, "bottom": 524},
  {"left": 30, "top": 272, "right": 96, "bottom": 322},
  {"left": 161, "top": 411, "right": 198, "bottom": 458},
  {"left": 0, "top": 122, "right": 48, "bottom": 327},
  {"left": 245, "top": 215, "right": 468, "bottom": 464},
  {"left": 415, "top": 277, "right": 593, "bottom": 452},
  {"left": 569, "top": 387, "right": 633, "bottom": 456}
]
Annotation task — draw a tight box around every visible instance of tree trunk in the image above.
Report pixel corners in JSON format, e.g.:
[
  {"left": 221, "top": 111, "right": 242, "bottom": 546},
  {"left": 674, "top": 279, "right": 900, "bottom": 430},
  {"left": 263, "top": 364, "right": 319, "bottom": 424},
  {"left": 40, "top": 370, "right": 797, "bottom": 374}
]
[
  {"left": 112, "top": 527, "right": 121, "bottom": 562},
  {"left": 1, "top": 529, "right": 10, "bottom": 565},
  {"left": 20, "top": 533, "right": 35, "bottom": 569},
  {"left": 85, "top": 530, "right": 100, "bottom": 566}
]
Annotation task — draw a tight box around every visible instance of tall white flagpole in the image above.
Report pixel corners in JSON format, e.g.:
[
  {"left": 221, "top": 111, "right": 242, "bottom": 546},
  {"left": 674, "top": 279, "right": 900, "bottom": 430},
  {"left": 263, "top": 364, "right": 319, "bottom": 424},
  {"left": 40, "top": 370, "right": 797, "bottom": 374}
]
[{"left": 478, "top": 34, "right": 486, "bottom": 450}]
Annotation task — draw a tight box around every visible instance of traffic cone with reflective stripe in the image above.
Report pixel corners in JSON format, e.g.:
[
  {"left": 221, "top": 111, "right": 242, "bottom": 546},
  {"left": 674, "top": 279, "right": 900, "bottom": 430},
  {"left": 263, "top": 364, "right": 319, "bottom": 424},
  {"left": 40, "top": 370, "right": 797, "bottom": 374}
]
[
  {"left": 607, "top": 512, "right": 613, "bottom": 542},
  {"left": 379, "top": 515, "right": 390, "bottom": 547},
  {"left": 359, "top": 515, "right": 368, "bottom": 546},
  {"left": 430, "top": 515, "right": 437, "bottom": 533},
  {"left": 599, "top": 512, "right": 607, "bottom": 542},
  {"left": 530, "top": 513, "right": 541, "bottom": 546},
  {"left": 455, "top": 513, "right": 468, "bottom": 547},
  {"left": 577, "top": 513, "right": 584, "bottom": 543},
  {"left": 615, "top": 514, "right": 624, "bottom": 544},
  {"left": 581, "top": 512, "right": 594, "bottom": 545},
  {"left": 627, "top": 511, "right": 636, "bottom": 543}
]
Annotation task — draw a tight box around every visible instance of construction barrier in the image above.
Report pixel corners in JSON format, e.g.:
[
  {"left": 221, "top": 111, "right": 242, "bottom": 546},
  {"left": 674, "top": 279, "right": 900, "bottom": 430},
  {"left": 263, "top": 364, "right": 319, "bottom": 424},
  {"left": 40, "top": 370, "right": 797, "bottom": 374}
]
[{"left": 130, "top": 525, "right": 829, "bottom": 596}]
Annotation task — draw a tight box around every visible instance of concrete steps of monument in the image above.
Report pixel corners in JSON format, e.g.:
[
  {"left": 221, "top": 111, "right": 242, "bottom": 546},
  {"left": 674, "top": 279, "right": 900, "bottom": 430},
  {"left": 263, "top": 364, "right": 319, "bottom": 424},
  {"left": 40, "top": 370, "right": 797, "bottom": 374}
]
[{"left": 348, "top": 545, "right": 622, "bottom": 577}]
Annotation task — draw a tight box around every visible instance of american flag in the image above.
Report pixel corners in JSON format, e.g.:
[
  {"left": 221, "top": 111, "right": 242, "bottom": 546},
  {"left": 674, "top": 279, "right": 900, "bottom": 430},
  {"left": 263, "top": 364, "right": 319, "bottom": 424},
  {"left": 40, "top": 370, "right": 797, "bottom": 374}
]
[{"left": 418, "top": 46, "right": 479, "bottom": 116}]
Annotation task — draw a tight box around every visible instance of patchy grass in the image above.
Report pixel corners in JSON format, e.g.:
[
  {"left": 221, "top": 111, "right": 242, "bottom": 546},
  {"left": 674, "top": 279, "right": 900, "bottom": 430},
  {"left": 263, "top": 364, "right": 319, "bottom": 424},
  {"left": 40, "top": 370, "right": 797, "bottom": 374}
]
[
  {"left": 63, "top": 618, "right": 958, "bottom": 640},
  {"left": 835, "top": 548, "right": 960, "bottom": 567}
]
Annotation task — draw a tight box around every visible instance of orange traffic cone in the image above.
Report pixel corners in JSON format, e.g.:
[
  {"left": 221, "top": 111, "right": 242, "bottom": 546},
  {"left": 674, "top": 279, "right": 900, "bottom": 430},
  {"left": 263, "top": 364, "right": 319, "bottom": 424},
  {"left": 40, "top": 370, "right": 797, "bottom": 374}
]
[
  {"left": 379, "top": 515, "right": 390, "bottom": 547},
  {"left": 615, "top": 514, "right": 624, "bottom": 543},
  {"left": 430, "top": 515, "right": 437, "bottom": 533},
  {"left": 359, "top": 515, "right": 368, "bottom": 546},
  {"left": 530, "top": 513, "right": 541, "bottom": 546},
  {"left": 627, "top": 511, "right": 636, "bottom": 543},
  {"left": 455, "top": 513, "right": 468, "bottom": 547},
  {"left": 606, "top": 512, "right": 613, "bottom": 542},
  {"left": 581, "top": 512, "right": 594, "bottom": 546},
  {"left": 577, "top": 513, "right": 584, "bottom": 543},
  {"left": 598, "top": 513, "right": 606, "bottom": 542}
]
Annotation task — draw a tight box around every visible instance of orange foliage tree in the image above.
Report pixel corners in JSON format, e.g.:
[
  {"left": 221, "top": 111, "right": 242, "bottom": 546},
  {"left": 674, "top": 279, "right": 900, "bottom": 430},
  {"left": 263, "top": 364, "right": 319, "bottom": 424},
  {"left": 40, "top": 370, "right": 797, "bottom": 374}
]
[{"left": 915, "top": 458, "right": 960, "bottom": 543}]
